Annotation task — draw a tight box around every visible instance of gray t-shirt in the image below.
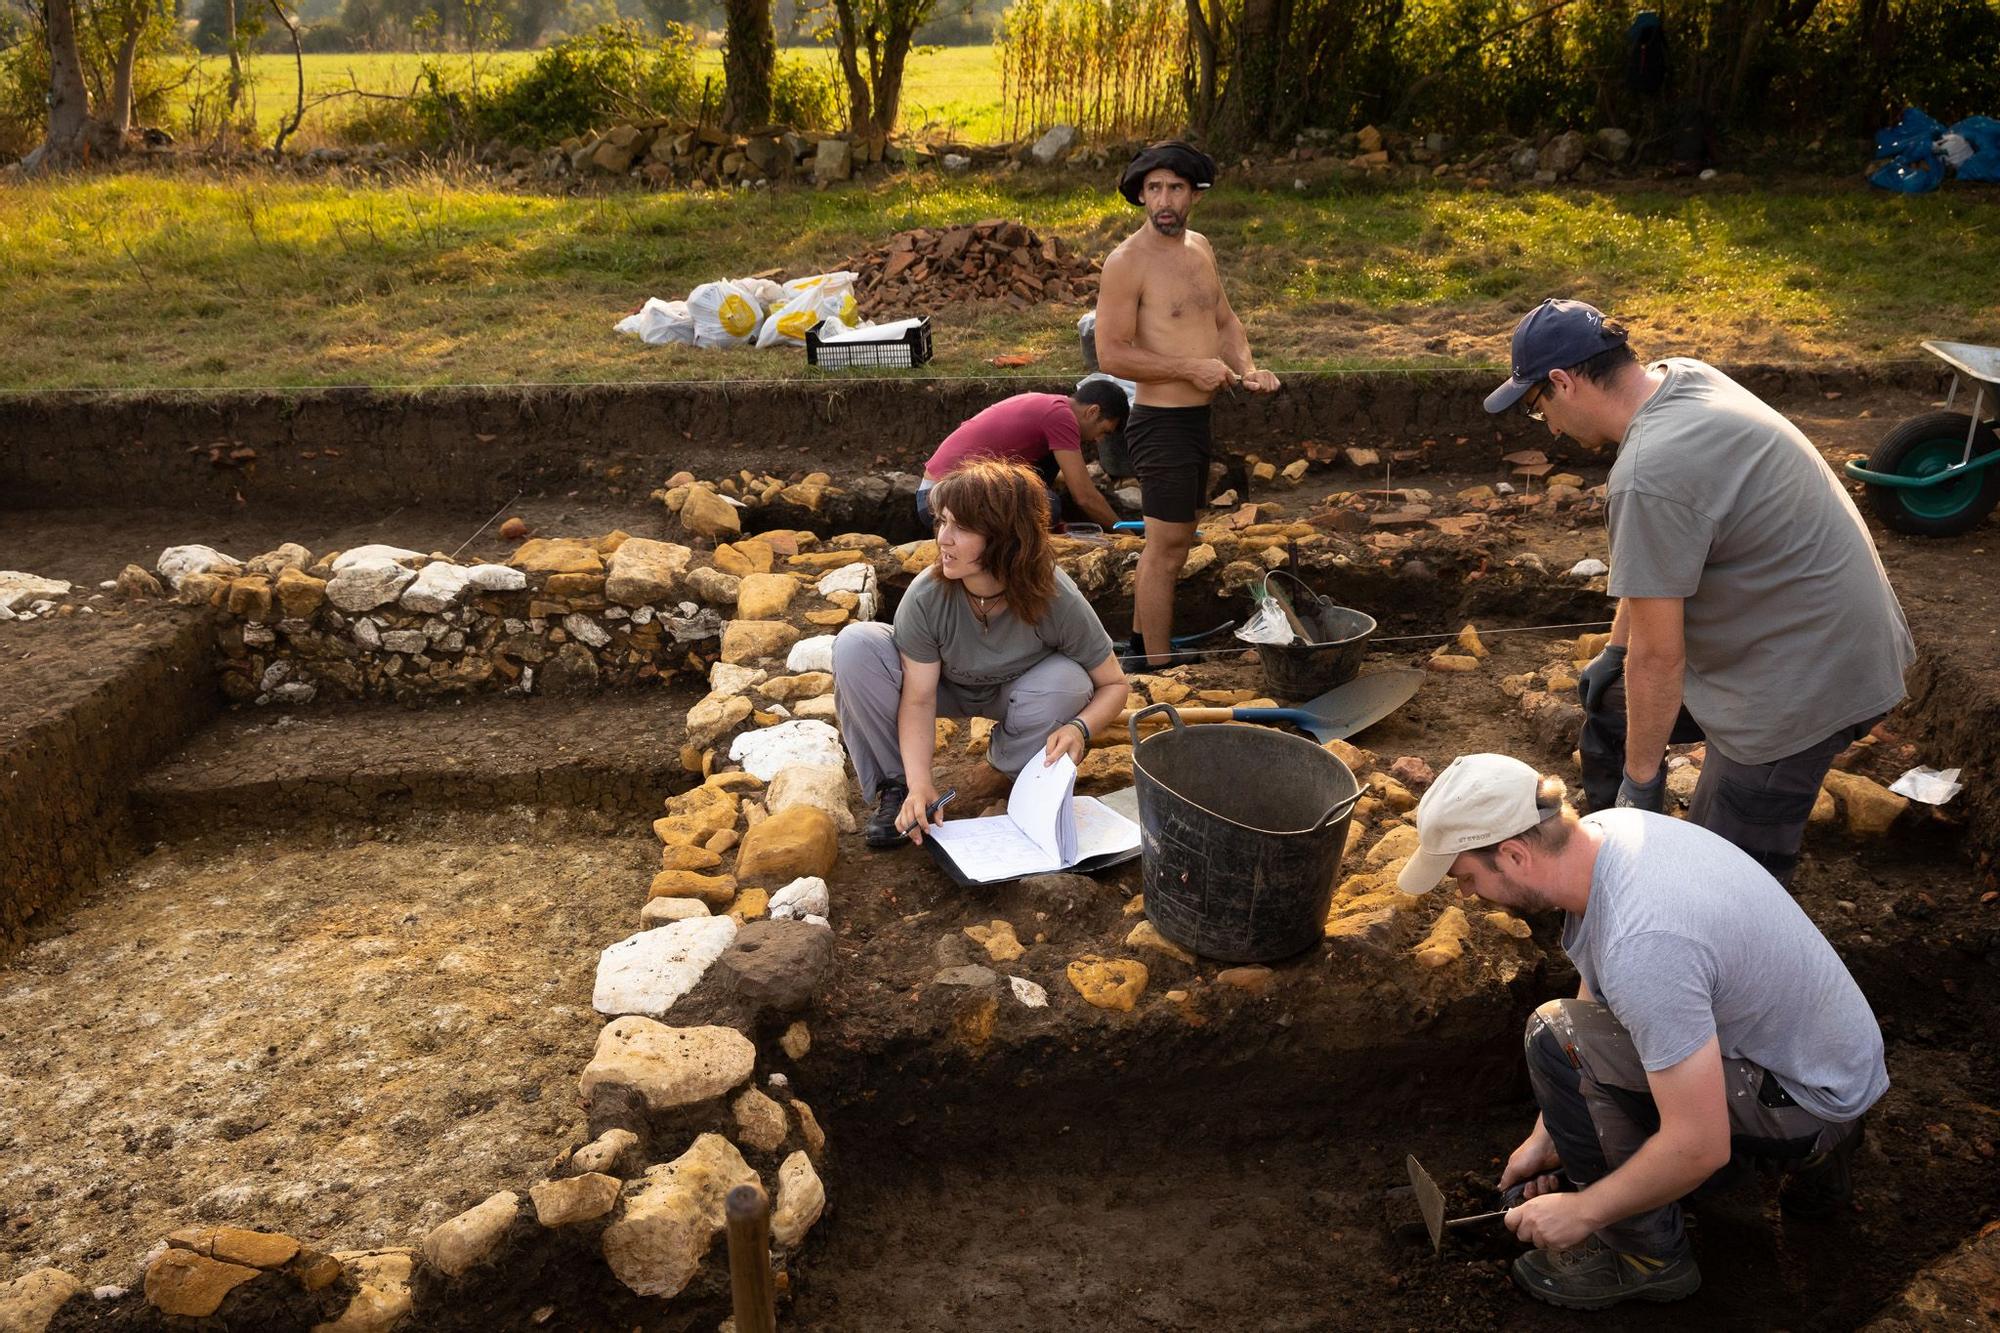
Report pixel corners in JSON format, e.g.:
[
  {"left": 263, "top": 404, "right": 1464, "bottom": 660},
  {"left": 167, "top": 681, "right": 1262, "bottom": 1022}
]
[
  {"left": 1607, "top": 358, "right": 1914, "bottom": 765},
  {"left": 893, "top": 566, "right": 1113, "bottom": 707},
  {"left": 1563, "top": 809, "right": 1888, "bottom": 1122}
]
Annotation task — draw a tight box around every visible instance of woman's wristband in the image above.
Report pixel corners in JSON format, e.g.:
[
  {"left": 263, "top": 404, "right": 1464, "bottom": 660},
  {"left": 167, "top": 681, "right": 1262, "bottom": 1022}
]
[{"left": 1065, "top": 717, "right": 1091, "bottom": 744}]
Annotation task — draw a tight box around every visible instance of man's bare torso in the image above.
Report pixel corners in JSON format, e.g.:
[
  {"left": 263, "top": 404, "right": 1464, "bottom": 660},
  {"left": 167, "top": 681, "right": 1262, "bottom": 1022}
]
[{"left": 1109, "top": 227, "right": 1225, "bottom": 407}]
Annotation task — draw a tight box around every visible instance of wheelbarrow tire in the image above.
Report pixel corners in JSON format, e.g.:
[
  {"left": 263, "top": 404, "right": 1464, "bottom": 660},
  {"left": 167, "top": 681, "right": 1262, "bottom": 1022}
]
[{"left": 1863, "top": 411, "right": 2000, "bottom": 538}]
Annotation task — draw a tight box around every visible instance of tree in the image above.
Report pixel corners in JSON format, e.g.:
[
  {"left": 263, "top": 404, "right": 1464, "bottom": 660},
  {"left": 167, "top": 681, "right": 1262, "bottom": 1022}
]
[
  {"left": 819, "top": 0, "right": 935, "bottom": 141},
  {"left": 42, "top": 0, "right": 89, "bottom": 142},
  {"left": 720, "top": 0, "right": 774, "bottom": 129},
  {"left": 267, "top": 0, "right": 305, "bottom": 149},
  {"left": 100, "top": 0, "right": 175, "bottom": 132},
  {"left": 23, "top": 0, "right": 119, "bottom": 167},
  {"left": 1194, "top": 0, "right": 1404, "bottom": 150}
]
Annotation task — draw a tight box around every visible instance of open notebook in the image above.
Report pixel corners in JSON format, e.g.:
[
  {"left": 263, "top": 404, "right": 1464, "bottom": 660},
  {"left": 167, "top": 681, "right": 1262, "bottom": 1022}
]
[{"left": 923, "top": 753, "right": 1142, "bottom": 887}]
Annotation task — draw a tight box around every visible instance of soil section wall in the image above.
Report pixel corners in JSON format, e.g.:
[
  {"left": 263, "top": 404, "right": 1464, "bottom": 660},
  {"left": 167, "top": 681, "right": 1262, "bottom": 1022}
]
[
  {"left": 0, "top": 364, "right": 1945, "bottom": 514},
  {"left": 0, "top": 615, "right": 219, "bottom": 957}
]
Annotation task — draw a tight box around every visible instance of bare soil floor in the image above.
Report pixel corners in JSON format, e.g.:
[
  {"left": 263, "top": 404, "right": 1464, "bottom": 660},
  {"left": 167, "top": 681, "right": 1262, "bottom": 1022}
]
[
  {"left": 1, "top": 377, "right": 1996, "bottom": 1327},
  {"left": 0, "top": 817, "right": 645, "bottom": 1285}
]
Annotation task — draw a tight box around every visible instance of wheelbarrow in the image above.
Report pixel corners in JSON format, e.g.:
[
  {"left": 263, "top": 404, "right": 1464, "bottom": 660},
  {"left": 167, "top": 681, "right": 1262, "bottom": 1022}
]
[{"left": 1845, "top": 340, "right": 2000, "bottom": 536}]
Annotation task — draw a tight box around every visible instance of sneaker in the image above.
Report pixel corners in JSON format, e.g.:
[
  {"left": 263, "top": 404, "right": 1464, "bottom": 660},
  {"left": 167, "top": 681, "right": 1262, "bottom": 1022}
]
[
  {"left": 1780, "top": 1119, "right": 1863, "bottom": 1220},
  {"left": 864, "top": 781, "right": 910, "bottom": 850},
  {"left": 1512, "top": 1239, "right": 1701, "bottom": 1311}
]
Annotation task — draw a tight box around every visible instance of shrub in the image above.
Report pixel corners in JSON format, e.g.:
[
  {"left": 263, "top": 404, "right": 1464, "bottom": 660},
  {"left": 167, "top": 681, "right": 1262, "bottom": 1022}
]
[
  {"left": 999, "top": 0, "right": 1184, "bottom": 141},
  {"left": 470, "top": 21, "right": 701, "bottom": 143},
  {"left": 321, "top": 20, "right": 702, "bottom": 148},
  {"left": 770, "top": 52, "right": 843, "bottom": 130}
]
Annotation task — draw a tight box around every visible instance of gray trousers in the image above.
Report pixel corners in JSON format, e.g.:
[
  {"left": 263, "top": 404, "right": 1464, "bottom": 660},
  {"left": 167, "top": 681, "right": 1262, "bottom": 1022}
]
[
  {"left": 1580, "top": 673, "right": 1878, "bottom": 886},
  {"left": 831, "top": 621, "right": 1094, "bottom": 798},
  {"left": 1525, "top": 998, "right": 1860, "bottom": 1260}
]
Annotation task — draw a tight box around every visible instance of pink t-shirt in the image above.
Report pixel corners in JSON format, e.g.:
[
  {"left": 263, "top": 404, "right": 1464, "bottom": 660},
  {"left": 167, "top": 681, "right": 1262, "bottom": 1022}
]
[{"left": 925, "top": 393, "right": 1079, "bottom": 479}]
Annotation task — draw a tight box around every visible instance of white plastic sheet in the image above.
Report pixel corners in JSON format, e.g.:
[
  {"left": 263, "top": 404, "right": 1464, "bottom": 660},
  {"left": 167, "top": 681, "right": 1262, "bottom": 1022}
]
[{"left": 1889, "top": 766, "right": 1963, "bottom": 805}]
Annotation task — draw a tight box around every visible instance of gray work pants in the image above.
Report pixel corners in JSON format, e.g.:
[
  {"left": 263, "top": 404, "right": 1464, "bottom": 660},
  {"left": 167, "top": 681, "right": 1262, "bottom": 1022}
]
[
  {"left": 831, "top": 621, "right": 1094, "bottom": 798},
  {"left": 1525, "top": 998, "right": 1861, "bottom": 1260},
  {"left": 1580, "top": 673, "right": 1878, "bottom": 886}
]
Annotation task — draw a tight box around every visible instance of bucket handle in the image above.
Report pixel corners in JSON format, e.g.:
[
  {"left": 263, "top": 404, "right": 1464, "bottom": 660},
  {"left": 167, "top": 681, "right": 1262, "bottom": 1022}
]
[
  {"left": 1263, "top": 568, "right": 1329, "bottom": 614},
  {"left": 1128, "top": 701, "right": 1185, "bottom": 748},
  {"left": 1311, "top": 789, "right": 1362, "bottom": 834}
]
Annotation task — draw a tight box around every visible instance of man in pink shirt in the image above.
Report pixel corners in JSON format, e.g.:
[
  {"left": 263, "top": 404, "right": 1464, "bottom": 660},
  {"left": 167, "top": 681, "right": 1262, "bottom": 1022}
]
[{"left": 919, "top": 384, "right": 1128, "bottom": 529}]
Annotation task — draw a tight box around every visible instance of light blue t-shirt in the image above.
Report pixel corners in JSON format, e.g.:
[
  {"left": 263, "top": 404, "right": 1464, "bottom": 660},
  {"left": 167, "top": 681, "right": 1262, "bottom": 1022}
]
[{"left": 1562, "top": 810, "right": 1888, "bottom": 1122}]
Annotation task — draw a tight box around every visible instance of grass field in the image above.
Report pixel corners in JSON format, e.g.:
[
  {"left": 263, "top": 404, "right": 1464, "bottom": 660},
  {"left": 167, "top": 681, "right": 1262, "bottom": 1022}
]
[
  {"left": 2, "top": 170, "right": 1996, "bottom": 392},
  {"left": 194, "top": 44, "right": 1007, "bottom": 146}
]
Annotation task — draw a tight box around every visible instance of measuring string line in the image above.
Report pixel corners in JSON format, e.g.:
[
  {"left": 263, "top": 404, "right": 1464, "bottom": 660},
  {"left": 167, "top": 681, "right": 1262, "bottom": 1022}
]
[{"left": 0, "top": 358, "right": 1931, "bottom": 399}]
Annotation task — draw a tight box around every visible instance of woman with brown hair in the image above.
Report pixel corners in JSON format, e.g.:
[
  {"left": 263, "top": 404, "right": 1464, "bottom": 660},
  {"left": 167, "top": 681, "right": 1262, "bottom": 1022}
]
[{"left": 834, "top": 458, "right": 1130, "bottom": 849}]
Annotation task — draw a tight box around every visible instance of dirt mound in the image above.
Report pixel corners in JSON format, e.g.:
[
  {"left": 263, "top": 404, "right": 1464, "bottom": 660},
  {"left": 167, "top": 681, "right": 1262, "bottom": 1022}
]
[{"left": 846, "top": 220, "right": 1100, "bottom": 315}]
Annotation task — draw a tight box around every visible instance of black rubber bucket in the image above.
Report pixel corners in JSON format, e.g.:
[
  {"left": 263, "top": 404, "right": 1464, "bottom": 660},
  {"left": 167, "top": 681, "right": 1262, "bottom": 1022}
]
[
  {"left": 1255, "top": 571, "right": 1377, "bottom": 701},
  {"left": 1131, "top": 703, "right": 1361, "bottom": 963}
]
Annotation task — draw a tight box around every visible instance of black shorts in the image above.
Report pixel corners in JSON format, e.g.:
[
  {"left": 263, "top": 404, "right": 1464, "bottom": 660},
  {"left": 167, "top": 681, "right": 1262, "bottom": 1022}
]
[{"left": 1125, "top": 404, "right": 1213, "bottom": 524}]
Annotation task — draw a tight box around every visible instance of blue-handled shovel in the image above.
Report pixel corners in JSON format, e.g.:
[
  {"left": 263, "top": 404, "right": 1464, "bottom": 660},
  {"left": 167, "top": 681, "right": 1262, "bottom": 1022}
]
[{"left": 1117, "top": 667, "right": 1423, "bottom": 745}]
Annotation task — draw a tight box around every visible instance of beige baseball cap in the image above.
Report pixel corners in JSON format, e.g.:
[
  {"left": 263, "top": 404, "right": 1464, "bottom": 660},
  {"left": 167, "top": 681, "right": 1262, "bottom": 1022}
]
[{"left": 1396, "top": 753, "right": 1547, "bottom": 895}]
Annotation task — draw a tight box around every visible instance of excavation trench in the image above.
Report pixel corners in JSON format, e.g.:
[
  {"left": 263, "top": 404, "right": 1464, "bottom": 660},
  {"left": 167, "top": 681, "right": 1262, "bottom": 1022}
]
[{"left": 2, "top": 384, "right": 1997, "bottom": 1329}]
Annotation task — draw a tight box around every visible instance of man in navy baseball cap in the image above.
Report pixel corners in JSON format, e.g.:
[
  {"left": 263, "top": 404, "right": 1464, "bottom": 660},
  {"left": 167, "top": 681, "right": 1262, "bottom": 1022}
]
[
  {"left": 1484, "top": 298, "right": 1630, "bottom": 414},
  {"left": 1477, "top": 294, "right": 1913, "bottom": 896}
]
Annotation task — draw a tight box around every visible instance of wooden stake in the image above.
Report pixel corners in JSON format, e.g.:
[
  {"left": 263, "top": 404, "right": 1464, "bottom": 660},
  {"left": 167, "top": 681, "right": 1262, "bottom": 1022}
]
[{"left": 725, "top": 1182, "right": 778, "bottom": 1333}]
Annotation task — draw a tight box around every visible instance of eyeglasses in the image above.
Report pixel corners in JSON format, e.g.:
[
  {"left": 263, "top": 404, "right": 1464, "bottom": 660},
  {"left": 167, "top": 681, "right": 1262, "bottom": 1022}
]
[{"left": 1522, "top": 381, "right": 1550, "bottom": 422}]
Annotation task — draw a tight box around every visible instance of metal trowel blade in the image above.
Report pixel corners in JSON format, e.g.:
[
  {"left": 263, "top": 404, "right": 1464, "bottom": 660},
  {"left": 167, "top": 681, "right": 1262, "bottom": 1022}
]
[{"left": 1405, "top": 1153, "right": 1448, "bottom": 1256}]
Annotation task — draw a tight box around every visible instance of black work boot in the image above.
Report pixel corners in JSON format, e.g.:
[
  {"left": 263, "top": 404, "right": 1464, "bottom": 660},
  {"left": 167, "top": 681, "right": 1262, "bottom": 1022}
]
[
  {"left": 1512, "top": 1239, "right": 1701, "bottom": 1310},
  {"left": 1780, "top": 1118, "right": 1863, "bottom": 1219},
  {"left": 864, "top": 781, "right": 910, "bottom": 849}
]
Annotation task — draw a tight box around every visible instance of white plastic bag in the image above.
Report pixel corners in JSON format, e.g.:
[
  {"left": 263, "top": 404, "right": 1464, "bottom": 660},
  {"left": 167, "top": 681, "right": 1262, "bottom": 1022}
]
[
  {"left": 756, "top": 271, "right": 861, "bottom": 349},
  {"left": 688, "top": 280, "right": 766, "bottom": 349},
  {"left": 743, "top": 276, "right": 788, "bottom": 308},
  {"left": 615, "top": 297, "right": 697, "bottom": 346},
  {"left": 1234, "top": 595, "right": 1298, "bottom": 645}
]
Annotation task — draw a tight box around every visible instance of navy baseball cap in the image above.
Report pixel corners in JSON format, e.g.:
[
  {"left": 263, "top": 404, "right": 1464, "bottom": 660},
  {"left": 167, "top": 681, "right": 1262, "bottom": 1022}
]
[{"left": 1484, "top": 299, "right": 1628, "bottom": 413}]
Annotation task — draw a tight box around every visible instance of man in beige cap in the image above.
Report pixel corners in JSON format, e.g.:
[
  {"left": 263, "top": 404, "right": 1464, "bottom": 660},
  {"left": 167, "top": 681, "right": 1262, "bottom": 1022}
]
[{"left": 1398, "top": 753, "right": 1886, "bottom": 1311}]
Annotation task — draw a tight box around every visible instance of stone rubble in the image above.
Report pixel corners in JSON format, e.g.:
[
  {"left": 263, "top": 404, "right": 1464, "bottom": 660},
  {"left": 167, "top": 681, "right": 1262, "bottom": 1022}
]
[
  {"left": 768, "top": 875, "right": 831, "bottom": 921},
  {"left": 419, "top": 1190, "right": 519, "bottom": 1278},
  {"left": 579, "top": 1019, "right": 756, "bottom": 1112},
  {"left": 601, "top": 1135, "right": 760, "bottom": 1298},
  {"left": 771, "top": 1151, "right": 826, "bottom": 1248},
  {"left": 592, "top": 916, "right": 740, "bottom": 1017},
  {"left": 845, "top": 219, "right": 1101, "bottom": 316}
]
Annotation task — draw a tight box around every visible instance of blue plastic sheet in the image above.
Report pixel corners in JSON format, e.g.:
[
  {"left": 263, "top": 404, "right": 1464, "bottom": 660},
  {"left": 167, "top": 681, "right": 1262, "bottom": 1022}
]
[
  {"left": 1951, "top": 114, "right": 2000, "bottom": 183},
  {"left": 1871, "top": 107, "right": 2000, "bottom": 191},
  {"left": 1870, "top": 107, "right": 1946, "bottom": 193}
]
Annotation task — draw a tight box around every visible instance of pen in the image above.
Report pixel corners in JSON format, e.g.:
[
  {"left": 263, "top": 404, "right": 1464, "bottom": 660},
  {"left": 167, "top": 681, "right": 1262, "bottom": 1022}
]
[{"left": 926, "top": 789, "right": 958, "bottom": 820}]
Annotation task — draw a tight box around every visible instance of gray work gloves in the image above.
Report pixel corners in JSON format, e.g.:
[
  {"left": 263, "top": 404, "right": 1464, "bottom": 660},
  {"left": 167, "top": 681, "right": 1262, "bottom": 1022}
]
[
  {"left": 1616, "top": 769, "right": 1667, "bottom": 812},
  {"left": 1576, "top": 643, "right": 1627, "bottom": 713},
  {"left": 1585, "top": 643, "right": 1667, "bottom": 811}
]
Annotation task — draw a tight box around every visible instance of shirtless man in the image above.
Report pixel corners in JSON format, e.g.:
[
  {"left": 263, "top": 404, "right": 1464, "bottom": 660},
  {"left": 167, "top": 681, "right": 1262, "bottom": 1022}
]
[{"left": 1094, "top": 140, "right": 1280, "bottom": 668}]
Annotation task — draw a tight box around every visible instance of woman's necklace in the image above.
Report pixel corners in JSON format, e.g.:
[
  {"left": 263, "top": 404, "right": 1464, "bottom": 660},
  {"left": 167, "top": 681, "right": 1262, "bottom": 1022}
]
[{"left": 965, "top": 585, "right": 1006, "bottom": 627}]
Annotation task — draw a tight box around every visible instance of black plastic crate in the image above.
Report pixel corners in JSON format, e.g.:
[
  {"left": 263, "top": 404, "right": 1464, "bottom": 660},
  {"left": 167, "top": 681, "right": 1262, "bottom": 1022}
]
[{"left": 806, "top": 316, "right": 934, "bottom": 369}]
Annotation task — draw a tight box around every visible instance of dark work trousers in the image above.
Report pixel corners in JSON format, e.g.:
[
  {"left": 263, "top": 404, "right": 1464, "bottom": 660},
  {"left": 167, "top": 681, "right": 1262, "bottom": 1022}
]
[
  {"left": 1524, "top": 999, "right": 1860, "bottom": 1260},
  {"left": 1578, "top": 674, "right": 1878, "bottom": 886}
]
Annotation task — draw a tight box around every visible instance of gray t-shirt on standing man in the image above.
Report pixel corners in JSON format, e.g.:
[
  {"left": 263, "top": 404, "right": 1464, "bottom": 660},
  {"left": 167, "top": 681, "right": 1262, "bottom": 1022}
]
[
  {"left": 1563, "top": 809, "right": 1888, "bottom": 1122},
  {"left": 893, "top": 566, "right": 1113, "bottom": 710},
  {"left": 1606, "top": 358, "right": 1914, "bottom": 765}
]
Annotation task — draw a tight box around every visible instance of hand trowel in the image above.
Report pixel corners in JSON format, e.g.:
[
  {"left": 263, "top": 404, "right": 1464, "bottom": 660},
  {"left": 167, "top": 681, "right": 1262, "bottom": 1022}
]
[{"left": 1405, "top": 1154, "right": 1510, "bottom": 1255}]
